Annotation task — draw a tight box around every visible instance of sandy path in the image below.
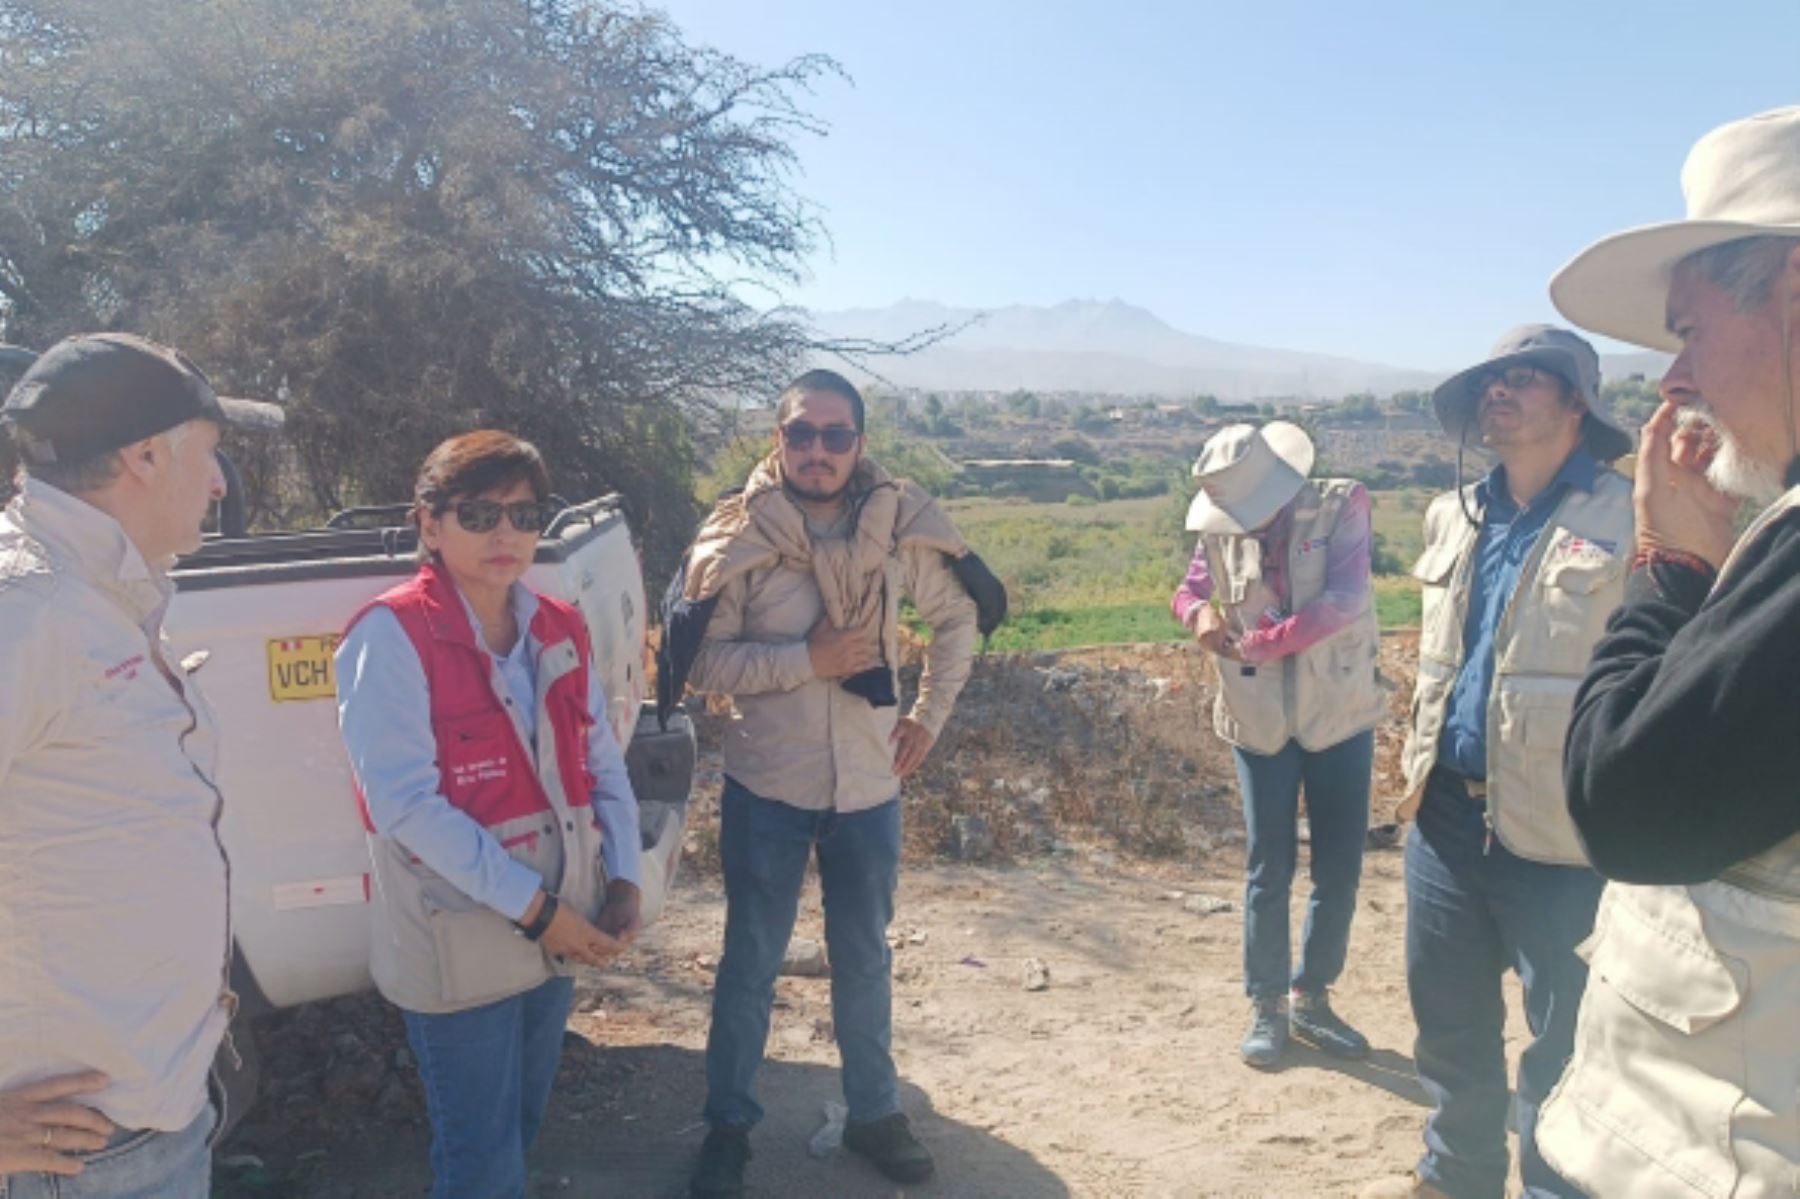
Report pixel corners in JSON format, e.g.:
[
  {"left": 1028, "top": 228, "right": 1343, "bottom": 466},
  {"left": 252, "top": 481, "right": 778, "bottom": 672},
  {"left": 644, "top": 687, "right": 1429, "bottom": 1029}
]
[
  {"left": 221, "top": 842, "right": 1542, "bottom": 1198},
  {"left": 220, "top": 636, "right": 1546, "bottom": 1197}
]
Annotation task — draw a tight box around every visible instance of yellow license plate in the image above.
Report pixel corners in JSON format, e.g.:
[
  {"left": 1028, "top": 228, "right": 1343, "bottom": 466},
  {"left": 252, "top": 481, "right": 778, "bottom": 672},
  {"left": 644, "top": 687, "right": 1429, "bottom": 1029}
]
[{"left": 268, "top": 635, "right": 341, "bottom": 702}]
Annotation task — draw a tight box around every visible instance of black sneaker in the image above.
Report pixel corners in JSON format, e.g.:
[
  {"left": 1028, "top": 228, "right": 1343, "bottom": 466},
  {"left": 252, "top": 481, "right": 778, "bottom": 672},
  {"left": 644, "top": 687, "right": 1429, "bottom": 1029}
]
[
  {"left": 843, "top": 1112, "right": 935, "bottom": 1185},
  {"left": 1240, "top": 995, "right": 1288, "bottom": 1069},
  {"left": 690, "top": 1125, "right": 752, "bottom": 1198},
  {"left": 1290, "top": 989, "right": 1370, "bottom": 1060}
]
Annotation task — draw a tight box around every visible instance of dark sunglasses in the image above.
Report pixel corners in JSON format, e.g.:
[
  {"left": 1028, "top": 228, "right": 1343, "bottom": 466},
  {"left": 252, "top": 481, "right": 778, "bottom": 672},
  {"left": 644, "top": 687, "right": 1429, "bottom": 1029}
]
[
  {"left": 780, "top": 421, "right": 860, "bottom": 453},
  {"left": 446, "top": 498, "right": 552, "bottom": 534},
  {"left": 1473, "top": 365, "right": 1550, "bottom": 395}
]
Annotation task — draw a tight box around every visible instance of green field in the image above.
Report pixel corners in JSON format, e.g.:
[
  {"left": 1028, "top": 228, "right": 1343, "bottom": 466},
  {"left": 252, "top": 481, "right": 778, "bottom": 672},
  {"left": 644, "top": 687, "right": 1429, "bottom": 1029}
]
[{"left": 944, "top": 490, "right": 1427, "bottom": 651}]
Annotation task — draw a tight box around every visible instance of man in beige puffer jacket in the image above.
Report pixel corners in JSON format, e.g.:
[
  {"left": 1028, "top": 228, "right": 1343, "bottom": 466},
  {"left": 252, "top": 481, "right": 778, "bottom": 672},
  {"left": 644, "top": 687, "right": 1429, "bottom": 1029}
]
[{"left": 683, "top": 370, "right": 978, "bottom": 1198}]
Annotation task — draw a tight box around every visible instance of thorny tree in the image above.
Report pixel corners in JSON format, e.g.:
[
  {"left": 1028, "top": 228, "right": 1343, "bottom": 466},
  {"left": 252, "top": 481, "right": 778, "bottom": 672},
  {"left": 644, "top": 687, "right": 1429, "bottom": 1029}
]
[{"left": 0, "top": 0, "right": 851, "bottom": 577}]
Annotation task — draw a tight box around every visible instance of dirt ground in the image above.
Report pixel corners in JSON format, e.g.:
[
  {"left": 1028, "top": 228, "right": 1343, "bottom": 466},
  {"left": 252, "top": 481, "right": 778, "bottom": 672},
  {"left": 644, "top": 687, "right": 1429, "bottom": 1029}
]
[{"left": 216, "top": 633, "right": 1542, "bottom": 1198}]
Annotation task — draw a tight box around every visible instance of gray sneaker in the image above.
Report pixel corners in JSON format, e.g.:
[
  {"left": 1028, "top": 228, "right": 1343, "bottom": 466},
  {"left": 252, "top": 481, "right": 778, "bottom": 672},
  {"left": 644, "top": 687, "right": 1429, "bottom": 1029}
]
[
  {"left": 1290, "top": 989, "right": 1370, "bottom": 1060},
  {"left": 1240, "top": 995, "right": 1288, "bottom": 1069}
]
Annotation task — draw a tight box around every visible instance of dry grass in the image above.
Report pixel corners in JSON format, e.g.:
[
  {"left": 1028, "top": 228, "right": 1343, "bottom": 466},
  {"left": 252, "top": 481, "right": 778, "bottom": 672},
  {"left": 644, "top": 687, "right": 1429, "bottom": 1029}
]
[{"left": 676, "top": 623, "right": 1425, "bottom": 877}]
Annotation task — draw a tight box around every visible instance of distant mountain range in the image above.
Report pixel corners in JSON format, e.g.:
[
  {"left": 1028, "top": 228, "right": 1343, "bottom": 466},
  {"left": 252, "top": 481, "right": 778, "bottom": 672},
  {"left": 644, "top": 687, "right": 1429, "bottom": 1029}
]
[{"left": 805, "top": 299, "right": 1668, "bottom": 400}]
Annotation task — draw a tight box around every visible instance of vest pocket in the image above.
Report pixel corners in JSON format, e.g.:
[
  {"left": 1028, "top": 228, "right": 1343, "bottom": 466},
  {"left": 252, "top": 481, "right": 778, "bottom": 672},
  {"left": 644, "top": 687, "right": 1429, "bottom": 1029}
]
[
  {"left": 1410, "top": 541, "right": 1459, "bottom": 585},
  {"left": 421, "top": 890, "right": 553, "bottom": 1009},
  {"left": 1559, "top": 887, "right": 1747, "bottom": 1196},
  {"left": 1411, "top": 541, "right": 1462, "bottom": 656},
  {"left": 1530, "top": 531, "right": 1625, "bottom": 663},
  {"left": 1400, "top": 657, "right": 1455, "bottom": 798},
  {"left": 1213, "top": 657, "right": 1288, "bottom": 755},
  {"left": 1293, "top": 627, "right": 1381, "bottom": 751},
  {"left": 1327, "top": 632, "right": 1373, "bottom": 677},
  {"left": 1488, "top": 687, "right": 1586, "bottom": 864},
  {"left": 435, "top": 712, "right": 521, "bottom": 823}
]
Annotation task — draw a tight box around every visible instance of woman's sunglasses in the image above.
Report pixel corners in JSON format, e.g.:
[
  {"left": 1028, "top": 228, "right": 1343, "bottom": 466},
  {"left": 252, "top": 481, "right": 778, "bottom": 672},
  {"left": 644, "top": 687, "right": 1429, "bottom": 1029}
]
[
  {"left": 446, "top": 498, "right": 552, "bottom": 534},
  {"left": 780, "top": 421, "right": 860, "bottom": 453}
]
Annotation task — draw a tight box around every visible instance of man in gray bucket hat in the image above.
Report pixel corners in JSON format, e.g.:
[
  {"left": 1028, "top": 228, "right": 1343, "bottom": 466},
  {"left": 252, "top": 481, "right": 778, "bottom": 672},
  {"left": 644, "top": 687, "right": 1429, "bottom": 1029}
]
[
  {"left": 1365, "top": 324, "right": 1634, "bottom": 1199},
  {"left": 1533, "top": 105, "right": 1800, "bottom": 1199},
  {"left": 1430, "top": 324, "right": 1633, "bottom": 466}
]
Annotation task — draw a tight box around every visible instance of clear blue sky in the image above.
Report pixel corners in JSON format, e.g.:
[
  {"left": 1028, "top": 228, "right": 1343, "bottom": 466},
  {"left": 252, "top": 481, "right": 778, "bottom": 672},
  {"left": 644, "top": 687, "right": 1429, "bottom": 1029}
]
[{"left": 651, "top": 0, "right": 1797, "bottom": 371}]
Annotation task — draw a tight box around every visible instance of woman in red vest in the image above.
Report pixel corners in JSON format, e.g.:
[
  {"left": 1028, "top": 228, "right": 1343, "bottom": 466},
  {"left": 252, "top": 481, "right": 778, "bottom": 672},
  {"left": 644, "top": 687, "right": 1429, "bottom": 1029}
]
[{"left": 336, "top": 430, "right": 642, "bottom": 1199}]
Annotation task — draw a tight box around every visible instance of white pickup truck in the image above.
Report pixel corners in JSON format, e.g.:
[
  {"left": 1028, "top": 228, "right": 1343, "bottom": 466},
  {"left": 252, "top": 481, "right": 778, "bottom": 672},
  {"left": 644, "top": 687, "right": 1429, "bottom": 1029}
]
[{"left": 165, "top": 492, "right": 695, "bottom": 1123}]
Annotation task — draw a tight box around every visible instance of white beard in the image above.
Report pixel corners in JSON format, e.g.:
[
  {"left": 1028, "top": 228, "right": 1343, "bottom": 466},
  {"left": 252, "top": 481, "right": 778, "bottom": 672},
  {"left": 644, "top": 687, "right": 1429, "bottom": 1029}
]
[{"left": 1676, "top": 407, "right": 1785, "bottom": 504}]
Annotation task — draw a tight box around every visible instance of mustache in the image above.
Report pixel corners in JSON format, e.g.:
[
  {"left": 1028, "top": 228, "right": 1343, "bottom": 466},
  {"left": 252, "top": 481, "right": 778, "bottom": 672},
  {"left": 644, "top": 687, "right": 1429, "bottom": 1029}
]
[
  {"left": 1675, "top": 404, "right": 1717, "bottom": 430},
  {"left": 1675, "top": 405, "right": 1724, "bottom": 447}
]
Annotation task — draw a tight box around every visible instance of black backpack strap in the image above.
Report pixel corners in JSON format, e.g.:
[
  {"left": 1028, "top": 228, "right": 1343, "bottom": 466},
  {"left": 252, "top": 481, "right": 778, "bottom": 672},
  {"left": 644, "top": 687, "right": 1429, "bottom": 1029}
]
[
  {"left": 946, "top": 550, "right": 1008, "bottom": 645},
  {"left": 655, "top": 487, "right": 750, "bottom": 729},
  {"left": 655, "top": 554, "right": 720, "bottom": 731}
]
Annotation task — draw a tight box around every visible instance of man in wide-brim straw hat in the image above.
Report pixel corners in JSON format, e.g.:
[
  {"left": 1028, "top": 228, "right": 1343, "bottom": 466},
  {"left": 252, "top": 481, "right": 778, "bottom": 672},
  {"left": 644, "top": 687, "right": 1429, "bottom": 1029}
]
[
  {"left": 1170, "top": 421, "right": 1384, "bottom": 1071},
  {"left": 1530, "top": 106, "right": 1800, "bottom": 1198},
  {"left": 1362, "top": 318, "right": 1635, "bottom": 1199}
]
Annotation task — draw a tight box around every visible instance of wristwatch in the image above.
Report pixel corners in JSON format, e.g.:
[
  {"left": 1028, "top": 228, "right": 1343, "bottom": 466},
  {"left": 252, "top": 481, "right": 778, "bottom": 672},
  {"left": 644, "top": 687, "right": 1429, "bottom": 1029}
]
[{"left": 515, "top": 893, "right": 558, "bottom": 942}]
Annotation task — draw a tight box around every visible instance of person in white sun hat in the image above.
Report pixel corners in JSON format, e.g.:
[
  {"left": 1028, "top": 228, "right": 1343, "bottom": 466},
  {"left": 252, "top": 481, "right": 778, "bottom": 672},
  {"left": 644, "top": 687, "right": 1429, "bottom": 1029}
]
[
  {"left": 1170, "top": 421, "right": 1383, "bottom": 1071},
  {"left": 1530, "top": 106, "right": 1800, "bottom": 1198}
]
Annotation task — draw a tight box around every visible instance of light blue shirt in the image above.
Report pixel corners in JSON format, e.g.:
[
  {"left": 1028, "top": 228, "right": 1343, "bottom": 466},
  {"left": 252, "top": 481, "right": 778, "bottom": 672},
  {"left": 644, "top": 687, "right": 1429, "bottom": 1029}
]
[
  {"left": 336, "top": 581, "right": 641, "bottom": 923},
  {"left": 1438, "top": 446, "right": 1598, "bottom": 780}
]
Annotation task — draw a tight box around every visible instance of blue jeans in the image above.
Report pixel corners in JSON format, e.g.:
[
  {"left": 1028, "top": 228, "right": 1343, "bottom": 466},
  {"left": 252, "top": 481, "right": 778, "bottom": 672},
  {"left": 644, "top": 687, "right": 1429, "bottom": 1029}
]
[
  {"left": 1234, "top": 731, "right": 1373, "bottom": 1001},
  {"left": 401, "top": 975, "right": 575, "bottom": 1199},
  {"left": 1405, "top": 769, "right": 1604, "bottom": 1199},
  {"left": 0, "top": 1102, "right": 214, "bottom": 1199},
  {"left": 704, "top": 777, "right": 901, "bottom": 1130}
]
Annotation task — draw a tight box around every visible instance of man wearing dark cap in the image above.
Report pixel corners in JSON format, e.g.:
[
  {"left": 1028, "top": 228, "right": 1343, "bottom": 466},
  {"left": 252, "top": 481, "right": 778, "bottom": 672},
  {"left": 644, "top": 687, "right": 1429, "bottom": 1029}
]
[
  {"left": 1363, "top": 326, "right": 1635, "bottom": 1199},
  {"left": 0, "top": 333, "right": 269, "bottom": 1195}
]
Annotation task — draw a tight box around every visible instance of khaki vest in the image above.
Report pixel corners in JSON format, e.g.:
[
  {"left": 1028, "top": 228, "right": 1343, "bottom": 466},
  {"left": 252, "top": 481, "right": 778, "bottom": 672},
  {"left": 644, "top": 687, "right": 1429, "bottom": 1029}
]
[
  {"left": 1200, "top": 479, "right": 1384, "bottom": 756},
  {"left": 1398, "top": 469, "right": 1634, "bottom": 864},
  {"left": 1539, "top": 485, "right": 1800, "bottom": 1199}
]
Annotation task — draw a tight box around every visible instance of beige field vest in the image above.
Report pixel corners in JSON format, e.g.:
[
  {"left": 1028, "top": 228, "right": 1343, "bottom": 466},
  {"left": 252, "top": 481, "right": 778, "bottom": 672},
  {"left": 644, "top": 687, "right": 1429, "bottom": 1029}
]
[
  {"left": 1398, "top": 469, "right": 1634, "bottom": 865},
  {"left": 1200, "top": 479, "right": 1383, "bottom": 756},
  {"left": 1538, "top": 486, "right": 1800, "bottom": 1199}
]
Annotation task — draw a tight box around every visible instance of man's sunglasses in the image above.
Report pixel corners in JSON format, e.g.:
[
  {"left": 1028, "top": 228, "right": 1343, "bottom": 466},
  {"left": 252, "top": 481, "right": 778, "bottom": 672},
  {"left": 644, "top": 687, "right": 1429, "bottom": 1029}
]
[
  {"left": 1473, "top": 365, "right": 1550, "bottom": 395},
  {"left": 780, "top": 421, "right": 860, "bottom": 453},
  {"left": 445, "top": 498, "right": 553, "bottom": 534}
]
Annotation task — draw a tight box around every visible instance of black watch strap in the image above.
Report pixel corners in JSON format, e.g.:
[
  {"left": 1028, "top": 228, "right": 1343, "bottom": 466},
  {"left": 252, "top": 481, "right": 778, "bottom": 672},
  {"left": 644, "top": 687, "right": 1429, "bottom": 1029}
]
[{"left": 516, "top": 893, "right": 558, "bottom": 942}]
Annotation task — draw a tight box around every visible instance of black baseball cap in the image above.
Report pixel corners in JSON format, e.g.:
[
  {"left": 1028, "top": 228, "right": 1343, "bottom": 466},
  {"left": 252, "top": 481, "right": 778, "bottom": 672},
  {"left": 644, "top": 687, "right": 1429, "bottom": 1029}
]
[{"left": 0, "top": 333, "right": 281, "bottom": 466}]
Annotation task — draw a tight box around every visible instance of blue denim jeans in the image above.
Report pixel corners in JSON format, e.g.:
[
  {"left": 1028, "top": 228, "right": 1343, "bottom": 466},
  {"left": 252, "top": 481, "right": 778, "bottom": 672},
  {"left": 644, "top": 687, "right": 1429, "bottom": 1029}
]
[
  {"left": 401, "top": 975, "right": 575, "bottom": 1199},
  {"left": 1234, "top": 730, "right": 1373, "bottom": 1001},
  {"left": 1404, "top": 769, "right": 1604, "bottom": 1199},
  {"left": 704, "top": 777, "right": 902, "bottom": 1130},
  {"left": 0, "top": 1102, "right": 214, "bottom": 1199}
]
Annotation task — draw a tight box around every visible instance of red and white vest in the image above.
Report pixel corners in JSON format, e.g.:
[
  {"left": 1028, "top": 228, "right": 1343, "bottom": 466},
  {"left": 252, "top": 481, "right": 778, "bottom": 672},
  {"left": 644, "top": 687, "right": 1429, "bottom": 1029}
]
[{"left": 347, "top": 563, "right": 608, "bottom": 1013}]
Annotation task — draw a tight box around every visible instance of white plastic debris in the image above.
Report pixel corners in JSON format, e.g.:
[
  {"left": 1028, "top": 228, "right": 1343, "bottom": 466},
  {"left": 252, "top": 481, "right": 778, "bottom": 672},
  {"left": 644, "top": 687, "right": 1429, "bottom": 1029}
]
[{"left": 808, "top": 1100, "right": 849, "bottom": 1158}]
